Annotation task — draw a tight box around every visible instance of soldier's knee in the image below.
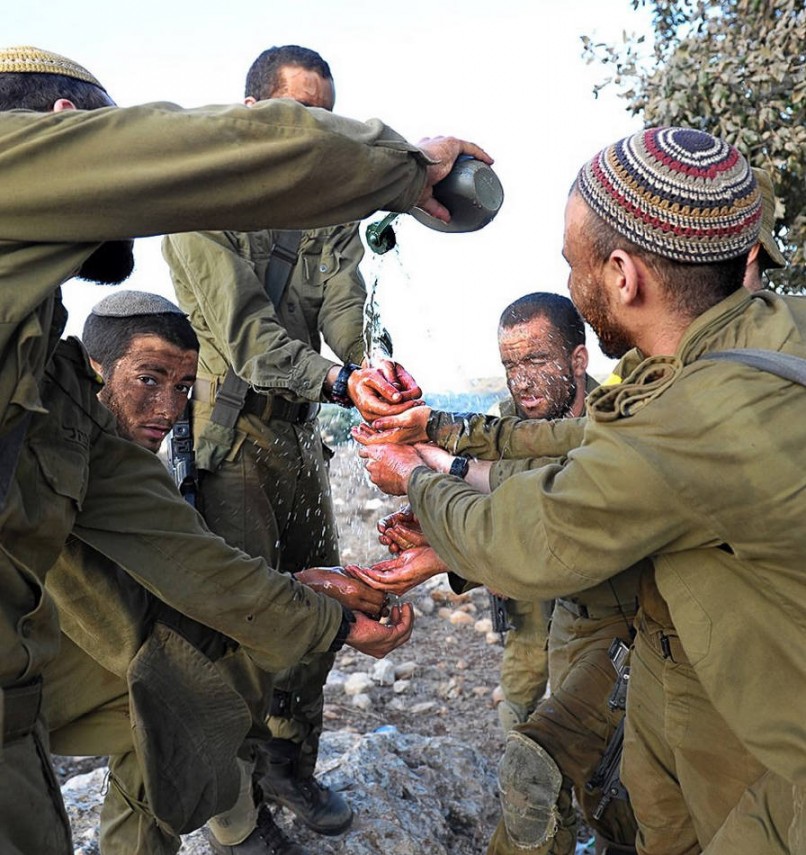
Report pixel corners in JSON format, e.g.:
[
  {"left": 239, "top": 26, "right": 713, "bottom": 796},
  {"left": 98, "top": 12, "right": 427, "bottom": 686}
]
[
  {"left": 497, "top": 698, "right": 530, "bottom": 734},
  {"left": 498, "top": 731, "right": 563, "bottom": 849}
]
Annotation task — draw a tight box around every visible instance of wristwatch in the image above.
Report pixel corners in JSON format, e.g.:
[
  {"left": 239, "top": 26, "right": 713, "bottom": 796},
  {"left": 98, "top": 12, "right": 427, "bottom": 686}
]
[
  {"left": 449, "top": 455, "right": 470, "bottom": 479},
  {"left": 329, "top": 362, "right": 359, "bottom": 408}
]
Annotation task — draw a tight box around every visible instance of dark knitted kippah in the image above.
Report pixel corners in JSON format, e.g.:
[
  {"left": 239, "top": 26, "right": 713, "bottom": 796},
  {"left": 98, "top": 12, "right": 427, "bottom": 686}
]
[
  {"left": 577, "top": 127, "right": 761, "bottom": 263},
  {"left": 91, "top": 290, "right": 186, "bottom": 318}
]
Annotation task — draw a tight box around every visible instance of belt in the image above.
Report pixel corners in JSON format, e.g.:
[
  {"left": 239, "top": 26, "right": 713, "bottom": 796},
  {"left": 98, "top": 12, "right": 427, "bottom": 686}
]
[
  {"left": 193, "top": 377, "right": 319, "bottom": 425},
  {"left": 2, "top": 678, "right": 42, "bottom": 743},
  {"left": 637, "top": 614, "right": 689, "bottom": 664},
  {"left": 556, "top": 597, "right": 635, "bottom": 622}
]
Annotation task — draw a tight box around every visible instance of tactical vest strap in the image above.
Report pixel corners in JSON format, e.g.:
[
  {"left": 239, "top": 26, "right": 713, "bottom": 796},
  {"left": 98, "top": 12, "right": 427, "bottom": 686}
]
[
  {"left": 208, "top": 230, "right": 303, "bottom": 429},
  {"left": 704, "top": 348, "right": 806, "bottom": 386}
]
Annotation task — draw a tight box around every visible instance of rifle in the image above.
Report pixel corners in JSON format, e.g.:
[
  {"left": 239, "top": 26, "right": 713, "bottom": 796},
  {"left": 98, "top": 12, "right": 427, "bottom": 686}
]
[
  {"left": 168, "top": 403, "right": 197, "bottom": 507},
  {"left": 489, "top": 591, "right": 512, "bottom": 643},
  {"left": 585, "top": 638, "right": 631, "bottom": 819}
]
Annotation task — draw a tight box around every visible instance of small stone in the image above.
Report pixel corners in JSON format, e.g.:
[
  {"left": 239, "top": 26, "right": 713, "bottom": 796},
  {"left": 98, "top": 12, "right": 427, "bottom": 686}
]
[
  {"left": 472, "top": 686, "right": 489, "bottom": 697},
  {"left": 325, "top": 669, "right": 348, "bottom": 691},
  {"left": 393, "top": 679, "right": 410, "bottom": 694},
  {"left": 455, "top": 658, "right": 468, "bottom": 670},
  {"left": 344, "top": 673, "right": 374, "bottom": 696},
  {"left": 486, "top": 631, "right": 502, "bottom": 645},
  {"left": 437, "top": 607, "right": 453, "bottom": 620},
  {"left": 395, "top": 660, "right": 418, "bottom": 679},
  {"left": 417, "top": 597, "right": 435, "bottom": 616},
  {"left": 352, "top": 692, "right": 373, "bottom": 711},
  {"left": 410, "top": 701, "right": 438, "bottom": 715},
  {"left": 372, "top": 659, "right": 397, "bottom": 686},
  {"left": 474, "top": 617, "right": 493, "bottom": 634},
  {"left": 449, "top": 610, "right": 475, "bottom": 626}
]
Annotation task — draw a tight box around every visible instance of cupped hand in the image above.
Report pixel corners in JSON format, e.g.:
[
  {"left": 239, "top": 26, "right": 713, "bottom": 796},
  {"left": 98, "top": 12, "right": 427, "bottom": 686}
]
[
  {"left": 351, "top": 406, "right": 431, "bottom": 446},
  {"left": 348, "top": 365, "right": 424, "bottom": 422},
  {"left": 344, "top": 546, "right": 448, "bottom": 596},
  {"left": 295, "top": 567, "right": 387, "bottom": 618},
  {"left": 378, "top": 504, "right": 428, "bottom": 553},
  {"left": 346, "top": 603, "right": 415, "bottom": 658},
  {"left": 373, "top": 359, "right": 422, "bottom": 402},
  {"left": 356, "top": 442, "right": 425, "bottom": 496}
]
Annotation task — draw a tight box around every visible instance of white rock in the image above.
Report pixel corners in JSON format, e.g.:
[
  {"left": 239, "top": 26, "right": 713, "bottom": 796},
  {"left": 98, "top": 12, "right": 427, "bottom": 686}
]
[
  {"left": 372, "top": 658, "right": 397, "bottom": 686},
  {"left": 352, "top": 692, "right": 373, "bottom": 711},
  {"left": 325, "top": 668, "right": 348, "bottom": 690},
  {"left": 344, "top": 672, "right": 374, "bottom": 696},
  {"left": 474, "top": 617, "right": 493, "bottom": 634},
  {"left": 449, "top": 610, "right": 475, "bottom": 626},
  {"left": 395, "top": 660, "right": 418, "bottom": 679},
  {"left": 417, "top": 596, "right": 435, "bottom": 615},
  {"left": 393, "top": 679, "right": 410, "bottom": 694},
  {"left": 410, "top": 701, "right": 438, "bottom": 715}
]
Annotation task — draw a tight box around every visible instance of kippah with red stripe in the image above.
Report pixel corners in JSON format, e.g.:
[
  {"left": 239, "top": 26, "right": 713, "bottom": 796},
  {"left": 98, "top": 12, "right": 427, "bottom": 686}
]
[{"left": 577, "top": 127, "right": 761, "bottom": 263}]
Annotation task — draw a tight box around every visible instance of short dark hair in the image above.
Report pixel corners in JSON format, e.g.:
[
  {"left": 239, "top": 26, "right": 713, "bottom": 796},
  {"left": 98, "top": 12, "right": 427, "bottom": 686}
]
[
  {"left": 499, "top": 293, "right": 586, "bottom": 354},
  {"left": 245, "top": 45, "right": 332, "bottom": 101},
  {"left": 578, "top": 189, "right": 747, "bottom": 319},
  {"left": 0, "top": 72, "right": 112, "bottom": 111},
  {"left": 82, "top": 313, "right": 199, "bottom": 375}
]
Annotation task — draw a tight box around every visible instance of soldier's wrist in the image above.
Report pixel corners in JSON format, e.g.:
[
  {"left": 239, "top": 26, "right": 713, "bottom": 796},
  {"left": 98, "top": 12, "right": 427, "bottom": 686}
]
[
  {"left": 328, "top": 605, "right": 356, "bottom": 652},
  {"left": 329, "top": 363, "right": 359, "bottom": 408}
]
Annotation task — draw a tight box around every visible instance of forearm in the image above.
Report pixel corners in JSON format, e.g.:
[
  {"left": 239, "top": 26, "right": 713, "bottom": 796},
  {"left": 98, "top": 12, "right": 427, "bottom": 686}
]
[
  {"left": 0, "top": 101, "right": 427, "bottom": 243},
  {"left": 77, "top": 431, "right": 343, "bottom": 672},
  {"left": 426, "top": 409, "right": 585, "bottom": 460}
]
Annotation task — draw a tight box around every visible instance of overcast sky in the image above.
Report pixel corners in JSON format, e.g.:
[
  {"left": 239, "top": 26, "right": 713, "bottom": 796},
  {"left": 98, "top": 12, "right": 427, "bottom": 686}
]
[{"left": 8, "top": 0, "right": 650, "bottom": 390}]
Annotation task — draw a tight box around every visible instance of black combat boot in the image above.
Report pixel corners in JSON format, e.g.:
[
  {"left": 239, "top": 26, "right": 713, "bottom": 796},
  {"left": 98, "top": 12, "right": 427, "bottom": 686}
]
[
  {"left": 205, "top": 804, "right": 310, "bottom": 855},
  {"left": 257, "top": 738, "right": 353, "bottom": 836}
]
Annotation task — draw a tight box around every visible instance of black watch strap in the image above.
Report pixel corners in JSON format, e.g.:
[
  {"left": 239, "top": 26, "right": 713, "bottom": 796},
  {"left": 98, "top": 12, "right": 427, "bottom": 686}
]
[
  {"left": 449, "top": 456, "right": 470, "bottom": 479},
  {"left": 327, "top": 606, "right": 356, "bottom": 652},
  {"left": 330, "top": 363, "right": 359, "bottom": 408}
]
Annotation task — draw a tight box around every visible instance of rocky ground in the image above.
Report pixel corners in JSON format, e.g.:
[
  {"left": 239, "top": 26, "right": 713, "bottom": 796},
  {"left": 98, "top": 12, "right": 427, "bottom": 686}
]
[{"left": 54, "top": 443, "right": 593, "bottom": 853}]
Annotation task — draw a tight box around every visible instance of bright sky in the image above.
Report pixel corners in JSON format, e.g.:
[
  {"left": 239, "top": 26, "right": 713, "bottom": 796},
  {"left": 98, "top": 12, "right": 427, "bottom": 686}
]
[{"left": 8, "top": 0, "right": 650, "bottom": 390}]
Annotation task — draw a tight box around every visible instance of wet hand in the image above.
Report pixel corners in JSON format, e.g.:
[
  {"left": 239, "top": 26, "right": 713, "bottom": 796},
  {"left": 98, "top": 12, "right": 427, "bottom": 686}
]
[
  {"left": 378, "top": 504, "right": 428, "bottom": 553},
  {"left": 356, "top": 442, "right": 425, "bottom": 495},
  {"left": 344, "top": 546, "right": 448, "bottom": 596},
  {"left": 295, "top": 567, "right": 387, "bottom": 618},
  {"left": 351, "top": 406, "right": 432, "bottom": 446},
  {"left": 346, "top": 603, "right": 414, "bottom": 658},
  {"left": 415, "top": 136, "right": 493, "bottom": 222},
  {"left": 347, "top": 365, "right": 425, "bottom": 422},
  {"left": 373, "top": 359, "right": 422, "bottom": 402}
]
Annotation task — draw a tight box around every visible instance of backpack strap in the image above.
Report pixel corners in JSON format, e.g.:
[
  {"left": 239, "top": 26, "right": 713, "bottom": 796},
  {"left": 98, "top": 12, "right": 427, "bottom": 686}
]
[
  {"left": 702, "top": 348, "right": 806, "bottom": 387},
  {"left": 208, "top": 230, "right": 303, "bottom": 429}
]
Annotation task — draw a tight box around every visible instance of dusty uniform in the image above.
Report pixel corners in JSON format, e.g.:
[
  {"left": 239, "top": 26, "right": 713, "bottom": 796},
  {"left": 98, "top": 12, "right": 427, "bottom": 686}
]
[
  {"left": 492, "top": 378, "right": 599, "bottom": 734},
  {"left": 0, "top": 100, "right": 426, "bottom": 854},
  {"left": 491, "top": 398, "right": 551, "bottom": 727},
  {"left": 163, "top": 224, "right": 370, "bottom": 835},
  {"left": 416, "top": 289, "right": 806, "bottom": 852}
]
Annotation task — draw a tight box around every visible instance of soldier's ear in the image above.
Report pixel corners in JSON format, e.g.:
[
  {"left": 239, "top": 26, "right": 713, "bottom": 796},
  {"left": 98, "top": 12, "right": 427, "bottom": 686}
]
[
  {"left": 571, "top": 344, "right": 588, "bottom": 375},
  {"left": 244, "top": 96, "right": 257, "bottom": 107},
  {"left": 89, "top": 357, "right": 104, "bottom": 379},
  {"left": 52, "top": 99, "right": 77, "bottom": 113}
]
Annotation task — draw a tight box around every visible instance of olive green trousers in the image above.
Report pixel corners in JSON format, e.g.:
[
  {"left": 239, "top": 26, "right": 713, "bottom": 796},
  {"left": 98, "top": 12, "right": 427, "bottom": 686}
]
[{"left": 489, "top": 605, "right": 638, "bottom": 855}]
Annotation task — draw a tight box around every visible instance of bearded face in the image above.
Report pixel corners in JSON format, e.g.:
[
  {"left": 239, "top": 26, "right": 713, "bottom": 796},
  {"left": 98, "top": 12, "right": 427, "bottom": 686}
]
[
  {"left": 563, "top": 193, "right": 634, "bottom": 360},
  {"left": 78, "top": 240, "right": 135, "bottom": 285}
]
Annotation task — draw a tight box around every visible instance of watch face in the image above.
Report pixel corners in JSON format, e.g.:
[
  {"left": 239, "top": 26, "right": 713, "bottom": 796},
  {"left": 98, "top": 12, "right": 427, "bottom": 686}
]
[{"left": 450, "top": 456, "right": 469, "bottom": 479}]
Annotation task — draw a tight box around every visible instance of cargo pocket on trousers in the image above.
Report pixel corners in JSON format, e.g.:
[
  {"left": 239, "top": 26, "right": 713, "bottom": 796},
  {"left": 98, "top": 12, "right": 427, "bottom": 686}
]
[{"left": 127, "top": 622, "right": 251, "bottom": 834}]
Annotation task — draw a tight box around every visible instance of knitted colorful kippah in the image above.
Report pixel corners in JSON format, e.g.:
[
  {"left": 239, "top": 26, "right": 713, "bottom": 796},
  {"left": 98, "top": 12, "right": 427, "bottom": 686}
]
[
  {"left": 577, "top": 127, "right": 761, "bottom": 263},
  {"left": 0, "top": 46, "right": 105, "bottom": 91}
]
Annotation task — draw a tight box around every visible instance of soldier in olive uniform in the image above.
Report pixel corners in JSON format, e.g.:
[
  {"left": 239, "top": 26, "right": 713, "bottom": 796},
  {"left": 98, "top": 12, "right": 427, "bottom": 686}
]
[
  {"left": 0, "top": 45, "right": 488, "bottom": 855},
  {"left": 163, "top": 45, "right": 422, "bottom": 851},
  {"left": 492, "top": 292, "right": 592, "bottom": 735},
  {"left": 356, "top": 129, "right": 803, "bottom": 852}
]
